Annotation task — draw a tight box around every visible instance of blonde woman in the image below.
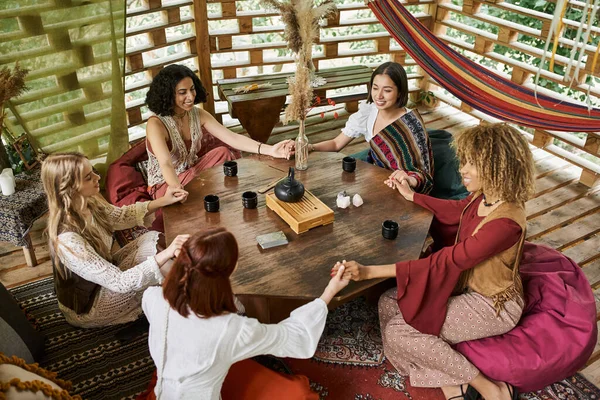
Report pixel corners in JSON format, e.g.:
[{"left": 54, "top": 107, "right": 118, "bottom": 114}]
[{"left": 42, "top": 153, "right": 190, "bottom": 328}]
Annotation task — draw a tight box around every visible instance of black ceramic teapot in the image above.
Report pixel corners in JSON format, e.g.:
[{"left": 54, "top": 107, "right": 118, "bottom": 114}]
[{"left": 274, "top": 167, "right": 305, "bottom": 203}]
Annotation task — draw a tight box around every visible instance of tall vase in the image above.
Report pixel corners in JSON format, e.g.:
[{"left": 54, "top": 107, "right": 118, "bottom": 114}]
[{"left": 295, "top": 119, "right": 309, "bottom": 171}]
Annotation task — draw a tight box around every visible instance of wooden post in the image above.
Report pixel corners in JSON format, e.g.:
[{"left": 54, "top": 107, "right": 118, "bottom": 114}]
[
  {"left": 498, "top": 27, "right": 518, "bottom": 43},
  {"left": 375, "top": 37, "right": 389, "bottom": 54},
  {"left": 511, "top": 67, "right": 531, "bottom": 85},
  {"left": 221, "top": 2, "right": 237, "bottom": 17},
  {"left": 584, "top": 135, "right": 599, "bottom": 156},
  {"left": 22, "top": 233, "right": 38, "bottom": 268},
  {"left": 194, "top": 0, "right": 215, "bottom": 115},
  {"left": 325, "top": 43, "right": 338, "bottom": 58},
  {"left": 432, "top": 6, "right": 449, "bottom": 36},
  {"left": 474, "top": 37, "right": 494, "bottom": 54},
  {"left": 393, "top": 51, "right": 406, "bottom": 64},
  {"left": 580, "top": 170, "right": 600, "bottom": 188},
  {"left": 532, "top": 130, "right": 553, "bottom": 148},
  {"left": 463, "top": 0, "right": 482, "bottom": 14}
]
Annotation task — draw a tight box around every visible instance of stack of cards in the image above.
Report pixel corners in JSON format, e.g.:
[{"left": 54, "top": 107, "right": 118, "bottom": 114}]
[{"left": 256, "top": 231, "right": 288, "bottom": 249}]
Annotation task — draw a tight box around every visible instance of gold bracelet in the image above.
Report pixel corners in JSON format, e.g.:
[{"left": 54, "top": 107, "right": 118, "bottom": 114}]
[{"left": 257, "top": 143, "right": 262, "bottom": 155}]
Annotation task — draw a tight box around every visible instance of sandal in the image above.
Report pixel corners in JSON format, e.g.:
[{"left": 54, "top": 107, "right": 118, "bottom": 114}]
[
  {"left": 448, "top": 385, "right": 481, "bottom": 400},
  {"left": 506, "top": 382, "right": 519, "bottom": 400}
]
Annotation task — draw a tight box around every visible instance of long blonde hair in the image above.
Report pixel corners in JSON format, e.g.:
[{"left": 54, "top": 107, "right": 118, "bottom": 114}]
[{"left": 42, "top": 153, "right": 113, "bottom": 278}]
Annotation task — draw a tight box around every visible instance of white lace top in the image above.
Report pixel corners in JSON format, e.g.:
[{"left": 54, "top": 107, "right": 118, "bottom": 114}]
[
  {"left": 56, "top": 202, "right": 163, "bottom": 328},
  {"left": 143, "top": 287, "right": 328, "bottom": 400},
  {"left": 146, "top": 107, "right": 204, "bottom": 187}
]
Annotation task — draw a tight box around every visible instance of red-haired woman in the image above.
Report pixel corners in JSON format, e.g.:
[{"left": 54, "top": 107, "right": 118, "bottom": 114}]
[{"left": 142, "top": 228, "right": 349, "bottom": 399}]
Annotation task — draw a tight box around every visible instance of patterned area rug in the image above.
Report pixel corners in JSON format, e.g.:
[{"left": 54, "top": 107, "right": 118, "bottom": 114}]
[
  {"left": 10, "top": 279, "right": 600, "bottom": 400},
  {"left": 287, "top": 297, "right": 600, "bottom": 399}
]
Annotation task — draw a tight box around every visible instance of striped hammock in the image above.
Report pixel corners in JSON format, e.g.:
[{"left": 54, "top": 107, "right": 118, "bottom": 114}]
[{"left": 366, "top": 0, "right": 600, "bottom": 132}]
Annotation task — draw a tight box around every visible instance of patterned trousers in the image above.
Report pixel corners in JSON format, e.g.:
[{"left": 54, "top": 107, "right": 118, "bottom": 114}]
[{"left": 378, "top": 288, "right": 523, "bottom": 387}]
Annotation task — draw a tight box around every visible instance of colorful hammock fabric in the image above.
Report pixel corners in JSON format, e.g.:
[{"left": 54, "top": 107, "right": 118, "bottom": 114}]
[{"left": 366, "top": 0, "right": 600, "bottom": 132}]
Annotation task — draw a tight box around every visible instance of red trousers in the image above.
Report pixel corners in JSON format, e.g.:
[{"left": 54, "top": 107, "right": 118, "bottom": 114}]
[{"left": 148, "top": 146, "right": 236, "bottom": 232}]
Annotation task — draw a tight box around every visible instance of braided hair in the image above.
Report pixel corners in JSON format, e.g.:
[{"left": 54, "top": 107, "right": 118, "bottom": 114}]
[{"left": 162, "top": 228, "right": 238, "bottom": 318}]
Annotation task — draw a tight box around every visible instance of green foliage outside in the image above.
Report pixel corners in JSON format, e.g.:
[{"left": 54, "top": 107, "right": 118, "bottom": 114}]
[{"left": 443, "top": 0, "right": 599, "bottom": 163}]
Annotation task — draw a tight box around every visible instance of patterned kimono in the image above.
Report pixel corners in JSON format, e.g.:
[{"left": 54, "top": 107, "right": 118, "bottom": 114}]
[{"left": 341, "top": 102, "right": 433, "bottom": 193}]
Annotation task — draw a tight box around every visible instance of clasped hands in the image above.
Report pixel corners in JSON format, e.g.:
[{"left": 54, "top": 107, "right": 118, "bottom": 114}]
[
  {"left": 384, "top": 170, "right": 415, "bottom": 202},
  {"left": 330, "top": 260, "right": 368, "bottom": 281},
  {"left": 165, "top": 184, "right": 189, "bottom": 204},
  {"left": 271, "top": 139, "right": 295, "bottom": 160}
]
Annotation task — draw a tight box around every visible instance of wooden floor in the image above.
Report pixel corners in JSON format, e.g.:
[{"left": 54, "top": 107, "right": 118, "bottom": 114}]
[{"left": 2, "top": 104, "right": 600, "bottom": 383}]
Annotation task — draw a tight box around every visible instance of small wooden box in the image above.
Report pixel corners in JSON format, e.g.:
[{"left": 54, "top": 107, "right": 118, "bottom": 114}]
[{"left": 266, "top": 190, "right": 334, "bottom": 234}]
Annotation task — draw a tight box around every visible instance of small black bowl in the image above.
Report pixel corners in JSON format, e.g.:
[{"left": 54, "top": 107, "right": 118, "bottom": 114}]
[
  {"left": 342, "top": 156, "right": 357, "bottom": 173},
  {"left": 223, "top": 161, "right": 238, "bottom": 177},
  {"left": 382, "top": 220, "right": 399, "bottom": 240},
  {"left": 242, "top": 191, "right": 258, "bottom": 209},
  {"left": 204, "top": 194, "right": 220, "bottom": 213}
]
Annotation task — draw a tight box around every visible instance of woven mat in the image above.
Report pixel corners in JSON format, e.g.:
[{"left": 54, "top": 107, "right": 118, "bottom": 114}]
[{"left": 10, "top": 279, "right": 600, "bottom": 400}]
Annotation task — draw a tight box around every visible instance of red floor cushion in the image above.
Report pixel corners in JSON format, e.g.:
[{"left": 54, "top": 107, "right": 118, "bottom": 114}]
[
  {"left": 105, "top": 140, "right": 151, "bottom": 207},
  {"left": 456, "top": 242, "right": 597, "bottom": 392}
]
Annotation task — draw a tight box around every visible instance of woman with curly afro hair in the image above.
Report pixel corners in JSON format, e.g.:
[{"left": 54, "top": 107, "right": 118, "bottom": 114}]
[
  {"left": 332, "top": 123, "right": 535, "bottom": 400},
  {"left": 145, "top": 64, "right": 293, "bottom": 199}
]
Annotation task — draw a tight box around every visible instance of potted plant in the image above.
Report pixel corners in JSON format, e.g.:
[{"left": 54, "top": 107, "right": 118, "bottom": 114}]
[{"left": 419, "top": 90, "right": 439, "bottom": 109}]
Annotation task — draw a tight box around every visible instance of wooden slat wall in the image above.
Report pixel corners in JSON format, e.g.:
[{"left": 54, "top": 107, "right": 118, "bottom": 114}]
[
  {"left": 0, "top": 0, "right": 125, "bottom": 157},
  {"left": 427, "top": 0, "right": 600, "bottom": 186},
  {"left": 123, "top": 0, "right": 436, "bottom": 131}
]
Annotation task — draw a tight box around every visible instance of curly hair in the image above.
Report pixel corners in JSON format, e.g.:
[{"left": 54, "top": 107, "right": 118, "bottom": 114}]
[
  {"left": 366, "top": 61, "right": 409, "bottom": 108},
  {"left": 145, "top": 64, "right": 208, "bottom": 116},
  {"left": 454, "top": 123, "right": 536, "bottom": 204}
]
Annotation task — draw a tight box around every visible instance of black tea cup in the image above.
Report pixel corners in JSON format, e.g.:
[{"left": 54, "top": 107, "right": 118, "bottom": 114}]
[
  {"left": 242, "top": 191, "right": 258, "bottom": 209},
  {"left": 382, "top": 220, "right": 399, "bottom": 240},
  {"left": 342, "top": 156, "right": 357, "bottom": 173},
  {"left": 223, "top": 161, "right": 238, "bottom": 177},
  {"left": 204, "top": 195, "right": 220, "bottom": 213}
]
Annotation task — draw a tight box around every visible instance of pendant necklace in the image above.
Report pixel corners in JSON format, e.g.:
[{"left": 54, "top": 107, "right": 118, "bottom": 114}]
[
  {"left": 173, "top": 110, "right": 188, "bottom": 132},
  {"left": 482, "top": 194, "right": 501, "bottom": 207}
]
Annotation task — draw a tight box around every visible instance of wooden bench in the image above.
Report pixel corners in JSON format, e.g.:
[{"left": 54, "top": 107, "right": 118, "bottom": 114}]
[{"left": 217, "top": 65, "right": 373, "bottom": 143}]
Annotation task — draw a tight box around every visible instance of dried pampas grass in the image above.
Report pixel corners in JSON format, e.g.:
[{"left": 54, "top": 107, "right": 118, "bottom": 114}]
[
  {"left": 284, "top": 64, "right": 313, "bottom": 124},
  {"left": 261, "top": 0, "right": 336, "bottom": 60},
  {"left": 261, "top": 0, "right": 337, "bottom": 124},
  {"left": 0, "top": 63, "right": 28, "bottom": 125}
]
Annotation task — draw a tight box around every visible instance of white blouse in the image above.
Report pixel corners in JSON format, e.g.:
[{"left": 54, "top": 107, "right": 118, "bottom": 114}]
[
  {"left": 341, "top": 101, "right": 422, "bottom": 142},
  {"left": 57, "top": 202, "right": 163, "bottom": 328},
  {"left": 142, "top": 287, "right": 328, "bottom": 400},
  {"left": 341, "top": 101, "right": 380, "bottom": 142}
]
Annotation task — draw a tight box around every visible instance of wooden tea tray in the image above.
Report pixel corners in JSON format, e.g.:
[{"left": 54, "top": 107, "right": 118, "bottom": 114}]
[{"left": 266, "top": 190, "right": 334, "bottom": 234}]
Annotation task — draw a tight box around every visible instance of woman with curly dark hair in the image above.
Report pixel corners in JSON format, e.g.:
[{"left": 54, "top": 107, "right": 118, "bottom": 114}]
[
  {"left": 145, "top": 64, "right": 293, "bottom": 199},
  {"left": 332, "top": 123, "right": 535, "bottom": 400}
]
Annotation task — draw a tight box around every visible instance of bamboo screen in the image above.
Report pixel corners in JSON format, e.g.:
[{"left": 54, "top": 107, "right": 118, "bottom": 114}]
[
  {"left": 122, "top": 0, "right": 436, "bottom": 139},
  {"left": 0, "top": 0, "right": 129, "bottom": 167}
]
